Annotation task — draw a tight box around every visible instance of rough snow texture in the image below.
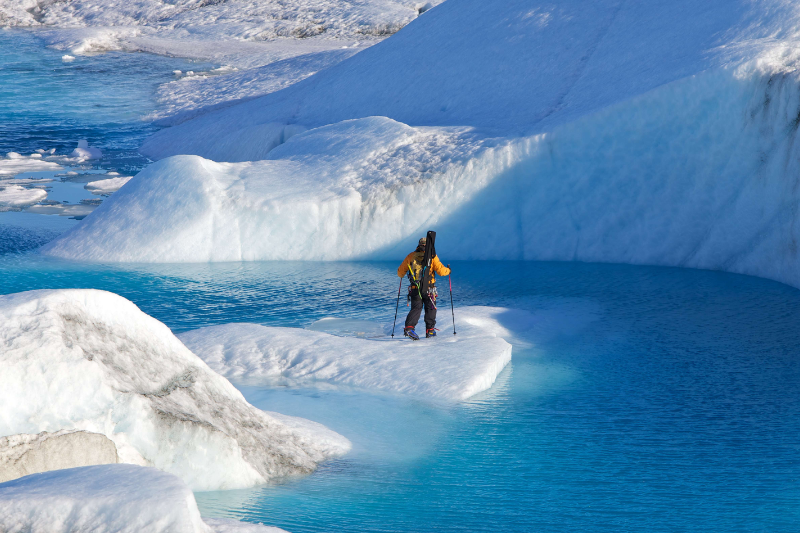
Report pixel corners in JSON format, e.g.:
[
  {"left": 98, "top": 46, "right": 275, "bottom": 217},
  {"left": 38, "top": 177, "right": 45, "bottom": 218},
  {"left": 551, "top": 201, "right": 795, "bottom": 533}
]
[
  {"left": 178, "top": 307, "right": 518, "bottom": 401},
  {"left": 0, "top": 289, "right": 350, "bottom": 490},
  {"left": 0, "top": 430, "right": 118, "bottom": 483},
  {"left": 0, "top": 464, "right": 211, "bottom": 533},
  {"left": 85, "top": 176, "right": 132, "bottom": 195}
]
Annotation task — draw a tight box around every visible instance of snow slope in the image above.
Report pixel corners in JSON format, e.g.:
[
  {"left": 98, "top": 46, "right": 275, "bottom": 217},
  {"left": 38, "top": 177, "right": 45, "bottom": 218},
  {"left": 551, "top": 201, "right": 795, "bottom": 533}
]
[
  {"left": 178, "top": 307, "right": 521, "bottom": 401},
  {"left": 0, "top": 289, "right": 350, "bottom": 491},
  {"left": 0, "top": 464, "right": 286, "bottom": 533},
  {"left": 141, "top": 0, "right": 800, "bottom": 158}
]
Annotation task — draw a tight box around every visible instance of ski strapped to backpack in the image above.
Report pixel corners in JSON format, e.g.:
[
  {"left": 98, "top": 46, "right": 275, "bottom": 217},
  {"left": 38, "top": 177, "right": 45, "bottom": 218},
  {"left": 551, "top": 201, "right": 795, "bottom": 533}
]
[{"left": 406, "top": 230, "right": 439, "bottom": 308}]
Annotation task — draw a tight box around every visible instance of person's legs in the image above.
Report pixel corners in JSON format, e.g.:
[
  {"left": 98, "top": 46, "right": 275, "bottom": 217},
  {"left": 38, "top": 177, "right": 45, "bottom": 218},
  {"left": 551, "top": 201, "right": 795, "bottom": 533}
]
[
  {"left": 423, "top": 293, "right": 437, "bottom": 331},
  {"left": 405, "top": 288, "right": 423, "bottom": 329}
]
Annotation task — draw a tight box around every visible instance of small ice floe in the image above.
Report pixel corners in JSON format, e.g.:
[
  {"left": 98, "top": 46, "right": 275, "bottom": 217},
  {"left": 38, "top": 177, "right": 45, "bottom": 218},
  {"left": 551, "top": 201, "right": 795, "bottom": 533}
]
[
  {"left": 179, "top": 306, "right": 525, "bottom": 401},
  {"left": 0, "top": 185, "right": 47, "bottom": 211},
  {"left": 61, "top": 54, "right": 75, "bottom": 62},
  {"left": 85, "top": 176, "right": 132, "bottom": 196},
  {"left": 106, "top": 171, "right": 120, "bottom": 176},
  {"left": 173, "top": 69, "right": 182, "bottom": 75},
  {"left": 69, "top": 139, "right": 102, "bottom": 160},
  {"left": 0, "top": 152, "right": 62, "bottom": 177},
  {"left": 0, "top": 464, "right": 284, "bottom": 533}
]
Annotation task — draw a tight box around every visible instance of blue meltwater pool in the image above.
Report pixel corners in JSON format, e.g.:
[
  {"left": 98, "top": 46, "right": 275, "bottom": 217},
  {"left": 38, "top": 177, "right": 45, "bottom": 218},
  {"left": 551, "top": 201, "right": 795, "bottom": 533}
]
[{"left": 2, "top": 256, "right": 800, "bottom": 532}]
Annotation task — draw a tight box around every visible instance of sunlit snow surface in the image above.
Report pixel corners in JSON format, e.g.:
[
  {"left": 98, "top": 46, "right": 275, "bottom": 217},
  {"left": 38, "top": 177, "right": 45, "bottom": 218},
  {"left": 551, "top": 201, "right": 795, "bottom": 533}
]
[
  {"left": 179, "top": 307, "right": 521, "bottom": 401},
  {"left": 0, "top": 464, "right": 286, "bottom": 532}
]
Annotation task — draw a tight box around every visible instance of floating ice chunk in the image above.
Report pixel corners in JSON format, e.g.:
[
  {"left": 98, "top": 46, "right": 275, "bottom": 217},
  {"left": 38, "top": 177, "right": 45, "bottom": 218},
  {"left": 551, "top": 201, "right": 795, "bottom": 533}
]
[
  {"left": 0, "top": 289, "right": 350, "bottom": 490},
  {"left": 178, "top": 306, "right": 521, "bottom": 401},
  {"left": 70, "top": 139, "right": 102, "bottom": 160},
  {"left": 0, "top": 153, "right": 61, "bottom": 177},
  {"left": 0, "top": 430, "right": 118, "bottom": 483},
  {"left": 61, "top": 54, "right": 75, "bottom": 62},
  {"left": 0, "top": 185, "right": 47, "bottom": 210},
  {"left": 84, "top": 176, "right": 132, "bottom": 195}
]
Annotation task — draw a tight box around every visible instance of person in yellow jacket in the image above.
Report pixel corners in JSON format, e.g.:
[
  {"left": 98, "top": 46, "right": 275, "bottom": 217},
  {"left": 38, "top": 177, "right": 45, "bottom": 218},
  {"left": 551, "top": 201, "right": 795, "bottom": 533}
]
[{"left": 397, "top": 236, "right": 451, "bottom": 339}]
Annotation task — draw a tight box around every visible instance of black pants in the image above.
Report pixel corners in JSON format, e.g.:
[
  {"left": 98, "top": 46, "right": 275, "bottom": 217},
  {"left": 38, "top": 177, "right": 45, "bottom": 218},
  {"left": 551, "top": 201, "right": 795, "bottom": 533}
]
[{"left": 405, "top": 287, "right": 436, "bottom": 330}]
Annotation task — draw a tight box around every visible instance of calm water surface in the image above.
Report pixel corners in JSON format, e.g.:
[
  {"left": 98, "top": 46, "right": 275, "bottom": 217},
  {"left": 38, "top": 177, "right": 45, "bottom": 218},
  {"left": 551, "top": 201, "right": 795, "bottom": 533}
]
[{"left": 2, "top": 256, "right": 799, "bottom": 532}]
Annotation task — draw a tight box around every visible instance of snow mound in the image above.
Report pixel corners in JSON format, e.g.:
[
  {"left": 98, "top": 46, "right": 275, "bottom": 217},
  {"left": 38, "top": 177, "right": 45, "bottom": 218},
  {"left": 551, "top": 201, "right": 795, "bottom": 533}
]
[
  {"left": 0, "top": 465, "right": 210, "bottom": 533},
  {"left": 0, "top": 464, "right": 286, "bottom": 533},
  {"left": 178, "top": 306, "right": 520, "bottom": 401},
  {"left": 85, "top": 176, "right": 132, "bottom": 196},
  {"left": 0, "top": 430, "right": 118, "bottom": 484},
  {"left": 0, "top": 185, "right": 47, "bottom": 210},
  {"left": 0, "top": 289, "right": 350, "bottom": 490},
  {"left": 0, "top": 152, "right": 62, "bottom": 177}
]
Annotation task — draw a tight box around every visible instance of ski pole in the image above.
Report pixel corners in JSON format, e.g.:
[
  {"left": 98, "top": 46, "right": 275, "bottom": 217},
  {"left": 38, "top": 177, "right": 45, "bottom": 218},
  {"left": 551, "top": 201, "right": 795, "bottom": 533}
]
[
  {"left": 448, "top": 266, "right": 456, "bottom": 335},
  {"left": 391, "top": 278, "right": 403, "bottom": 338}
]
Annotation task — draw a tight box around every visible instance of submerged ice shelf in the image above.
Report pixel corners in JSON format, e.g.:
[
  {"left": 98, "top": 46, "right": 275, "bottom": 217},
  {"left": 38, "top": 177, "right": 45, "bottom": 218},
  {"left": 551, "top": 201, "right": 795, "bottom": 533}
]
[
  {"left": 179, "top": 306, "right": 522, "bottom": 401},
  {"left": 0, "top": 289, "right": 350, "bottom": 491}
]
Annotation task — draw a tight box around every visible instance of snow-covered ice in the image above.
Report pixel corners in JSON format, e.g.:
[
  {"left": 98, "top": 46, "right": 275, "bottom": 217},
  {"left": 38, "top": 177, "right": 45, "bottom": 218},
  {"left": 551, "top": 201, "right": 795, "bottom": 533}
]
[
  {"left": 0, "top": 289, "right": 350, "bottom": 490},
  {"left": 0, "top": 185, "right": 47, "bottom": 210},
  {"left": 85, "top": 176, "right": 132, "bottom": 196},
  {"left": 0, "top": 464, "right": 282, "bottom": 533},
  {"left": 0, "top": 430, "right": 118, "bottom": 484},
  {"left": 0, "top": 465, "right": 211, "bottom": 533},
  {"left": 178, "top": 306, "right": 521, "bottom": 401}
]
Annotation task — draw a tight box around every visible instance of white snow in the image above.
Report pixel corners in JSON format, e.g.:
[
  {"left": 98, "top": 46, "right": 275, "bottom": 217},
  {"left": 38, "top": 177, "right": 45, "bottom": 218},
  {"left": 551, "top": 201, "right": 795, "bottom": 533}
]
[
  {"left": 0, "top": 152, "right": 62, "bottom": 177},
  {"left": 0, "top": 465, "right": 211, "bottom": 533},
  {"left": 61, "top": 54, "right": 74, "bottom": 62},
  {"left": 0, "top": 289, "right": 350, "bottom": 491},
  {"left": 0, "top": 185, "right": 46, "bottom": 210},
  {"left": 0, "top": 430, "right": 118, "bottom": 484},
  {"left": 178, "top": 306, "right": 519, "bottom": 401},
  {"left": 70, "top": 140, "right": 102, "bottom": 160},
  {"left": 0, "top": 464, "right": 286, "bottom": 533},
  {"left": 85, "top": 176, "right": 132, "bottom": 195}
]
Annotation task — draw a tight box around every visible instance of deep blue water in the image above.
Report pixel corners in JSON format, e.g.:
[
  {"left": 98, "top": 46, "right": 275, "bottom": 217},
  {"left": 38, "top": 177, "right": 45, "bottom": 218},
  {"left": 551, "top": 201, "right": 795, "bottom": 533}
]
[{"left": 2, "top": 256, "right": 800, "bottom": 532}]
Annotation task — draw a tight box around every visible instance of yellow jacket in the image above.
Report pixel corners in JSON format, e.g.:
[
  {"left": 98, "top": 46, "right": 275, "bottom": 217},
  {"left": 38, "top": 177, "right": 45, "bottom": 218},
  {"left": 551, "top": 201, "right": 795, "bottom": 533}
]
[{"left": 397, "top": 251, "right": 451, "bottom": 284}]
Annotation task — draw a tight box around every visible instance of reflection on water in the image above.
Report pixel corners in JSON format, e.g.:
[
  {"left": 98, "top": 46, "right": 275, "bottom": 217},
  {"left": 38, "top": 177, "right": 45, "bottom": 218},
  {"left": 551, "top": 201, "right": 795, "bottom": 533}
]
[{"left": 2, "top": 257, "right": 800, "bottom": 531}]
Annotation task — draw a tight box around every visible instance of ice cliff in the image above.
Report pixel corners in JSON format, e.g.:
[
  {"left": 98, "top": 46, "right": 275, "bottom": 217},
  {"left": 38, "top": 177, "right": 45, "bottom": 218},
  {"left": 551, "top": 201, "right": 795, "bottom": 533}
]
[
  {"left": 41, "top": 0, "right": 800, "bottom": 290},
  {"left": 0, "top": 289, "right": 350, "bottom": 491}
]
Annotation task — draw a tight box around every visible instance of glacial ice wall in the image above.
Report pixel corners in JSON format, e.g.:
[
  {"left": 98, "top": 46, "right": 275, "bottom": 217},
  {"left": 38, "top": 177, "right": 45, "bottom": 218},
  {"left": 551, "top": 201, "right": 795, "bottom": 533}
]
[{"left": 42, "top": 62, "right": 800, "bottom": 288}]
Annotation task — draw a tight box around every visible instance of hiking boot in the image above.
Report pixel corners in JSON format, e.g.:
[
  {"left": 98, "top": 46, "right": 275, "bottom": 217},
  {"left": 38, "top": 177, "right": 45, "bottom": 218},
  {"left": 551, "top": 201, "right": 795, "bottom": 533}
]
[
  {"left": 404, "top": 327, "right": 419, "bottom": 341},
  {"left": 426, "top": 328, "right": 437, "bottom": 338}
]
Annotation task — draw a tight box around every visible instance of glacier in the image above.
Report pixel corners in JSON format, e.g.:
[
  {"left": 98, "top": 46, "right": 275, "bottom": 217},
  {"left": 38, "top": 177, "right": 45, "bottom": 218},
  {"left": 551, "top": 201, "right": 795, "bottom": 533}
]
[
  {"left": 0, "top": 464, "right": 286, "bottom": 533},
  {"left": 178, "top": 307, "right": 523, "bottom": 401},
  {"left": 38, "top": 0, "right": 800, "bottom": 291},
  {"left": 0, "top": 289, "right": 350, "bottom": 491}
]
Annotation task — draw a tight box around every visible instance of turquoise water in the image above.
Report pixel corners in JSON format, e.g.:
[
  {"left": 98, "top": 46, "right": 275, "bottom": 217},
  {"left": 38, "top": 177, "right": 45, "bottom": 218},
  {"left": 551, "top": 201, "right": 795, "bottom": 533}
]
[
  {"left": 2, "top": 256, "right": 800, "bottom": 532},
  {"left": 0, "top": 29, "right": 208, "bottom": 171},
  {"left": 2, "top": 27, "right": 800, "bottom": 533}
]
